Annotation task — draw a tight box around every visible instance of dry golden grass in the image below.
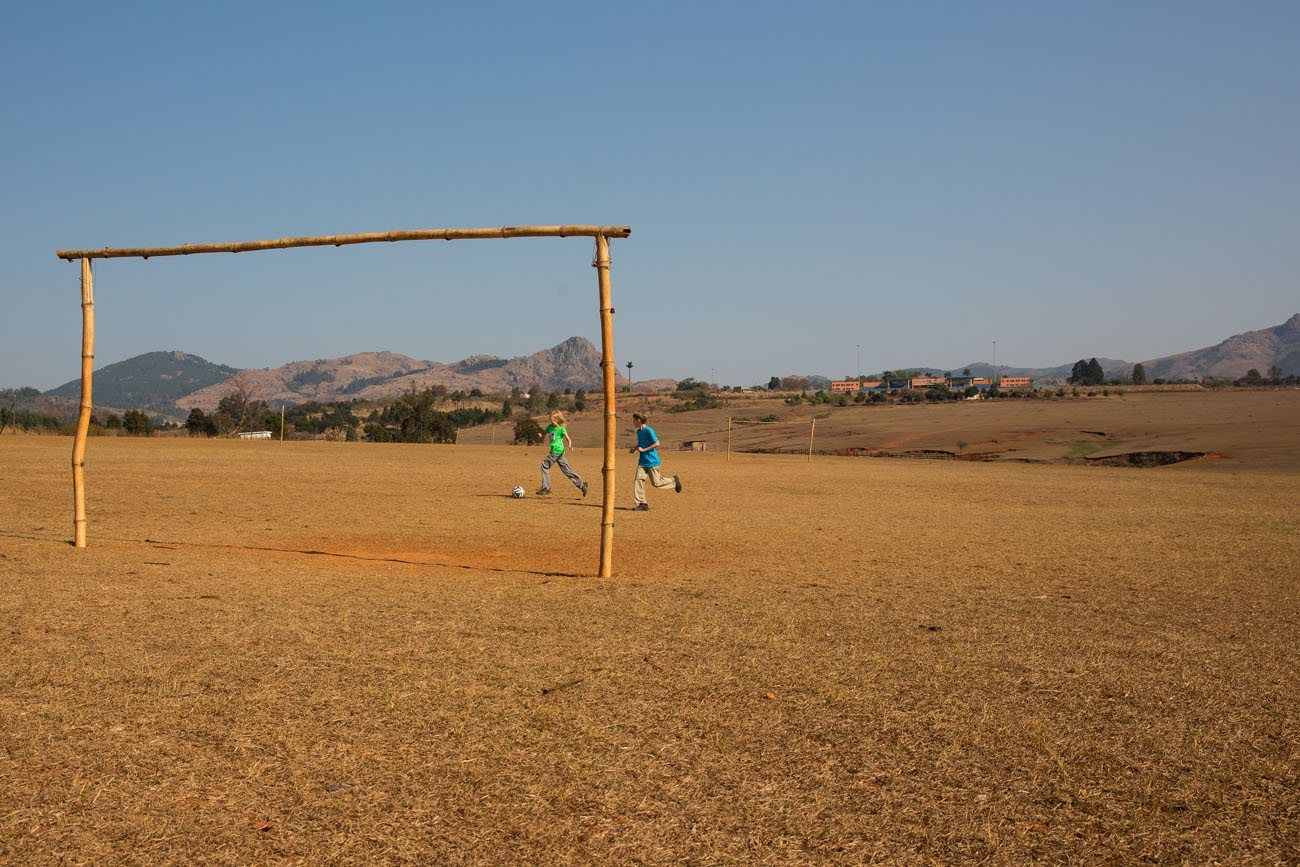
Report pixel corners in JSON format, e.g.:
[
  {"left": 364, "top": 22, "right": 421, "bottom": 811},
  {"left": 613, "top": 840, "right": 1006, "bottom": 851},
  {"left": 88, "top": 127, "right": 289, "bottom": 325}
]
[
  {"left": 460, "top": 389, "right": 1300, "bottom": 471},
  {"left": 1, "top": 434, "right": 1297, "bottom": 864}
]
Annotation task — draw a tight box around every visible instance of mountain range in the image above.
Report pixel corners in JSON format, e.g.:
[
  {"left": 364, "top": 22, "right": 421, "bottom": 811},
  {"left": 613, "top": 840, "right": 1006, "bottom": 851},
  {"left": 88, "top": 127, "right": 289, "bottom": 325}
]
[
  {"left": 45, "top": 338, "right": 629, "bottom": 414},
  {"left": 32, "top": 314, "right": 1300, "bottom": 415}
]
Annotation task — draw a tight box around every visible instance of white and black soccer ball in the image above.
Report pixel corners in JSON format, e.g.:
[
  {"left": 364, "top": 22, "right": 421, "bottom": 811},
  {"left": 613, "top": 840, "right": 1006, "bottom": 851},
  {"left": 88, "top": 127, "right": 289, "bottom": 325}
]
[{"left": 511, "top": 485, "right": 526, "bottom": 499}]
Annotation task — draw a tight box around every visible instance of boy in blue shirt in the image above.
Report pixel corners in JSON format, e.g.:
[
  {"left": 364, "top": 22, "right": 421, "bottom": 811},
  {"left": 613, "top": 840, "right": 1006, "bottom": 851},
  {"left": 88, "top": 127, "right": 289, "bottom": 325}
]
[{"left": 629, "top": 412, "right": 682, "bottom": 511}]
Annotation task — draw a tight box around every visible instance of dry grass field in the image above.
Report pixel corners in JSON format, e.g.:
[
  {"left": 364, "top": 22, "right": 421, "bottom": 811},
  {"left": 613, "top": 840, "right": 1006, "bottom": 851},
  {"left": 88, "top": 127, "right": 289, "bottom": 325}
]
[{"left": 2, "top": 413, "right": 1298, "bottom": 863}]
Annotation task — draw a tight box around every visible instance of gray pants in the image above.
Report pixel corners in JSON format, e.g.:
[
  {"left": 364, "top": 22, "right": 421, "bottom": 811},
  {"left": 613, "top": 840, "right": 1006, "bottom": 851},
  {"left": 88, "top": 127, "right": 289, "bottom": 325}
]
[{"left": 541, "top": 452, "right": 584, "bottom": 491}]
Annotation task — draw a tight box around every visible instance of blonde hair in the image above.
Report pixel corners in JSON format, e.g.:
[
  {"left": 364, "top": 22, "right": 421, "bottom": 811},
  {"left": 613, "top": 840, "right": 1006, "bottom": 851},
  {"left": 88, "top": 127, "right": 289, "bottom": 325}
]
[{"left": 550, "top": 410, "right": 566, "bottom": 425}]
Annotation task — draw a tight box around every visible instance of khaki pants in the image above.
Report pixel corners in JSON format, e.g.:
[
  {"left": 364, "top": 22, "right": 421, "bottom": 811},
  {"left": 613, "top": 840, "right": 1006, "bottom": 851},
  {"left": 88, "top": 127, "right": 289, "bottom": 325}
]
[{"left": 634, "top": 465, "right": 675, "bottom": 504}]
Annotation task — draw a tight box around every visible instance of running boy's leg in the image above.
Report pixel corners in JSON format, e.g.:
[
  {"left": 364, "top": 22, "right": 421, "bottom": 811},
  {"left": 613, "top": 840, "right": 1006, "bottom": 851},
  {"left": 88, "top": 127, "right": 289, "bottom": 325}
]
[
  {"left": 556, "top": 454, "right": 586, "bottom": 490},
  {"left": 646, "top": 467, "right": 676, "bottom": 490},
  {"left": 634, "top": 466, "right": 649, "bottom": 505}
]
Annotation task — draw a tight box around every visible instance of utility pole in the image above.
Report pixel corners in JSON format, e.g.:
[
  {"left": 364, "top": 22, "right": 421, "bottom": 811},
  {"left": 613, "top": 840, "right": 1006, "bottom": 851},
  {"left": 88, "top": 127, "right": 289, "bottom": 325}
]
[
  {"left": 626, "top": 361, "right": 633, "bottom": 391},
  {"left": 856, "top": 344, "right": 862, "bottom": 379},
  {"left": 992, "top": 340, "right": 998, "bottom": 386}
]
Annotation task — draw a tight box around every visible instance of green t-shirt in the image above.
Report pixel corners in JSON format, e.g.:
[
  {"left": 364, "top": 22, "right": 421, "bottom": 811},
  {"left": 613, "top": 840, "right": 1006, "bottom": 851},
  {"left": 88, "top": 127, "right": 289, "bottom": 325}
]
[{"left": 545, "top": 423, "right": 566, "bottom": 455}]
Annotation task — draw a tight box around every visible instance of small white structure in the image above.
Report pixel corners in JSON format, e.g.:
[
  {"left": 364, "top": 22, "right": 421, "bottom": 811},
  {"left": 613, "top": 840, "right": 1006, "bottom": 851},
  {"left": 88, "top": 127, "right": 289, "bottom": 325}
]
[{"left": 239, "top": 430, "right": 273, "bottom": 440}]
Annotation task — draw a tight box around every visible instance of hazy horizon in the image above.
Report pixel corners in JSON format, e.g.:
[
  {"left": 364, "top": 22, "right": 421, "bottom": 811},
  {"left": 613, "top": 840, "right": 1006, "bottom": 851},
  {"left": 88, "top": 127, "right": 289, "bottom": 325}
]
[{"left": 3, "top": 3, "right": 1298, "bottom": 390}]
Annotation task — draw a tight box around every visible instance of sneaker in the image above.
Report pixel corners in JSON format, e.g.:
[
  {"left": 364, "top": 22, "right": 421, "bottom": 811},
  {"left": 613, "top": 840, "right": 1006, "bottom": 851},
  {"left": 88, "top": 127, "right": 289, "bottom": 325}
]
[
  {"left": 536, "top": 488, "right": 552, "bottom": 496},
  {"left": 634, "top": 503, "right": 650, "bottom": 511},
  {"left": 674, "top": 474, "right": 683, "bottom": 493},
  {"left": 580, "top": 481, "right": 589, "bottom": 498}
]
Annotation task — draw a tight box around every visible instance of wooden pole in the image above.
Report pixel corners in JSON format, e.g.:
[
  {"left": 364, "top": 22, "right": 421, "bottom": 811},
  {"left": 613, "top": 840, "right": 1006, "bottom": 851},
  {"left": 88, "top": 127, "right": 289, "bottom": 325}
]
[
  {"left": 807, "top": 418, "right": 816, "bottom": 463},
  {"left": 72, "top": 258, "right": 94, "bottom": 548},
  {"left": 727, "top": 416, "right": 732, "bottom": 461},
  {"left": 57, "top": 225, "right": 632, "bottom": 261},
  {"left": 279, "top": 404, "right": 285, "bottom": 445},
  {"left": 595, "top": 235, "right": 616, "bottom": 578}
]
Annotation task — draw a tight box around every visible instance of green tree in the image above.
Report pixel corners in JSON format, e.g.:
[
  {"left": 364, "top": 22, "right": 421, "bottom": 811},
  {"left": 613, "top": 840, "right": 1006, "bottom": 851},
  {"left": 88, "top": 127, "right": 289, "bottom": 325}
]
[
  {"left": 513, "top": 416, "right": 543, "bottom": 445},
  {"left": 1068, "top": 360, "right": 1088, "bottom": 384},
  {"left": 546, "top": 392, "right": 561, "bottom": 410},
  {"left": 1086, "top": 358, "right": 1105, "bottom": 386},
  {"left": 573, "top": 389, "right": 587, "bottom": 411},
  {"left": 215, "top": 385, "right": 269, "bottom": 435},
  {"left": 123, "top": 409, "right": 152, "bottom": 436},
  {"left": 185, "top": 408, "right": 218, "bottom": 436},
  {"left": 104, "top": 413, "right": 123, "bottom": 430},
  {"left": 1131, "top": 362, "right": 1147, "bottom": 385},
  {"left": 501, "top": 399, "right": 513, "bottom": 417},
  {"left": 768, "top": 376, "right": 782, "bottom": 391},
  {"left": 525, "top": 385, "right": 546, "bottom": 414}
]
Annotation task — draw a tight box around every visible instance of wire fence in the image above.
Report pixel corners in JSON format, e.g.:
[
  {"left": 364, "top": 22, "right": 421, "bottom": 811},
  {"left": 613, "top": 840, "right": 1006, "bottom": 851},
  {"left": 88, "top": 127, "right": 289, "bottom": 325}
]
[{"left": 726, "top": 416, "right": 818, "bottom": 462}]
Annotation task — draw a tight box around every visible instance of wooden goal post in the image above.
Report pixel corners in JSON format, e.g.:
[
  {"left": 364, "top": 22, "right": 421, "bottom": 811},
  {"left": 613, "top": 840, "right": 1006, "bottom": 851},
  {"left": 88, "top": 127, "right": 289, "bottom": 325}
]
[{"left": 56, "top": 224, "right": 632, "bottom": 578}]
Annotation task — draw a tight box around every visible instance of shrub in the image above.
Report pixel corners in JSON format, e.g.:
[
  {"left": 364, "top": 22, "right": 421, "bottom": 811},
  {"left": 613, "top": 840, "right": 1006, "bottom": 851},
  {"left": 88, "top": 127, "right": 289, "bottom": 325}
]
[{"left": 669, "top": 390, "right": 721, "bottom": 413}]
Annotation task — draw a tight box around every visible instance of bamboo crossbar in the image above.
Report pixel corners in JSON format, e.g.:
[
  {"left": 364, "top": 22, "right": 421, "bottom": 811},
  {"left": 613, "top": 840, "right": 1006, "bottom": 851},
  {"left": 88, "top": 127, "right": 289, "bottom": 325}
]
[{"left": 57, "top": 225, "right": 632, "bottom": 261}]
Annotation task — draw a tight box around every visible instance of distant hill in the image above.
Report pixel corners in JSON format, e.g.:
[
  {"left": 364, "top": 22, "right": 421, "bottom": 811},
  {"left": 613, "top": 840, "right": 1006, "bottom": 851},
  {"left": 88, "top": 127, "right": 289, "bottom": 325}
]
[
  {"left": 178, "top": 337, "right": 623, "bottom": 410},
  {"left": 878, "top": 315, "right": 1300, "bottom": 383},
  {"left": 46, "top": 351, "right": 239, "bottom": 411},
  {"left": 1142, "top": 314, "right": 1300, "bottom": 380}
]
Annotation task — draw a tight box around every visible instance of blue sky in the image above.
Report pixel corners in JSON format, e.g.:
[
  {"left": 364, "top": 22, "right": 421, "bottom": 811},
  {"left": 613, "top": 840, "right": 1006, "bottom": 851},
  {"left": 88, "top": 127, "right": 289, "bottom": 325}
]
[{"left": 2, "top": 1, "right": 1297, "bottom": 389}]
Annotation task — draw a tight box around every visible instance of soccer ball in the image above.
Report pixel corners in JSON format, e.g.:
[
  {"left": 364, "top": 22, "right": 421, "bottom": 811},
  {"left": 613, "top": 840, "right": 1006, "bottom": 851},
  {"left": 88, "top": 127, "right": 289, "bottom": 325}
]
[{"left": 511, "top": 485, "right": 526, "bottom": 498}]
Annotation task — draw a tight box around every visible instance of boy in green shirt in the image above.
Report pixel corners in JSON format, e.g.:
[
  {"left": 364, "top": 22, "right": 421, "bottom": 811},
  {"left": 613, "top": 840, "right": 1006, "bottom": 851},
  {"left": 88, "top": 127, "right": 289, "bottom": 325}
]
[{"left": 538, "top": 411, "right": 588, "bottom": 497}]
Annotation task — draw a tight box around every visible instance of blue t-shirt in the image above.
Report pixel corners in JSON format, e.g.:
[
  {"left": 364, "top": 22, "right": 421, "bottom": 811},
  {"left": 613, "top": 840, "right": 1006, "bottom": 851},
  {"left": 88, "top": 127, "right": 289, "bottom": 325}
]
[{"left": 636, "top": 425, "right": 661, "bottom": 467}]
